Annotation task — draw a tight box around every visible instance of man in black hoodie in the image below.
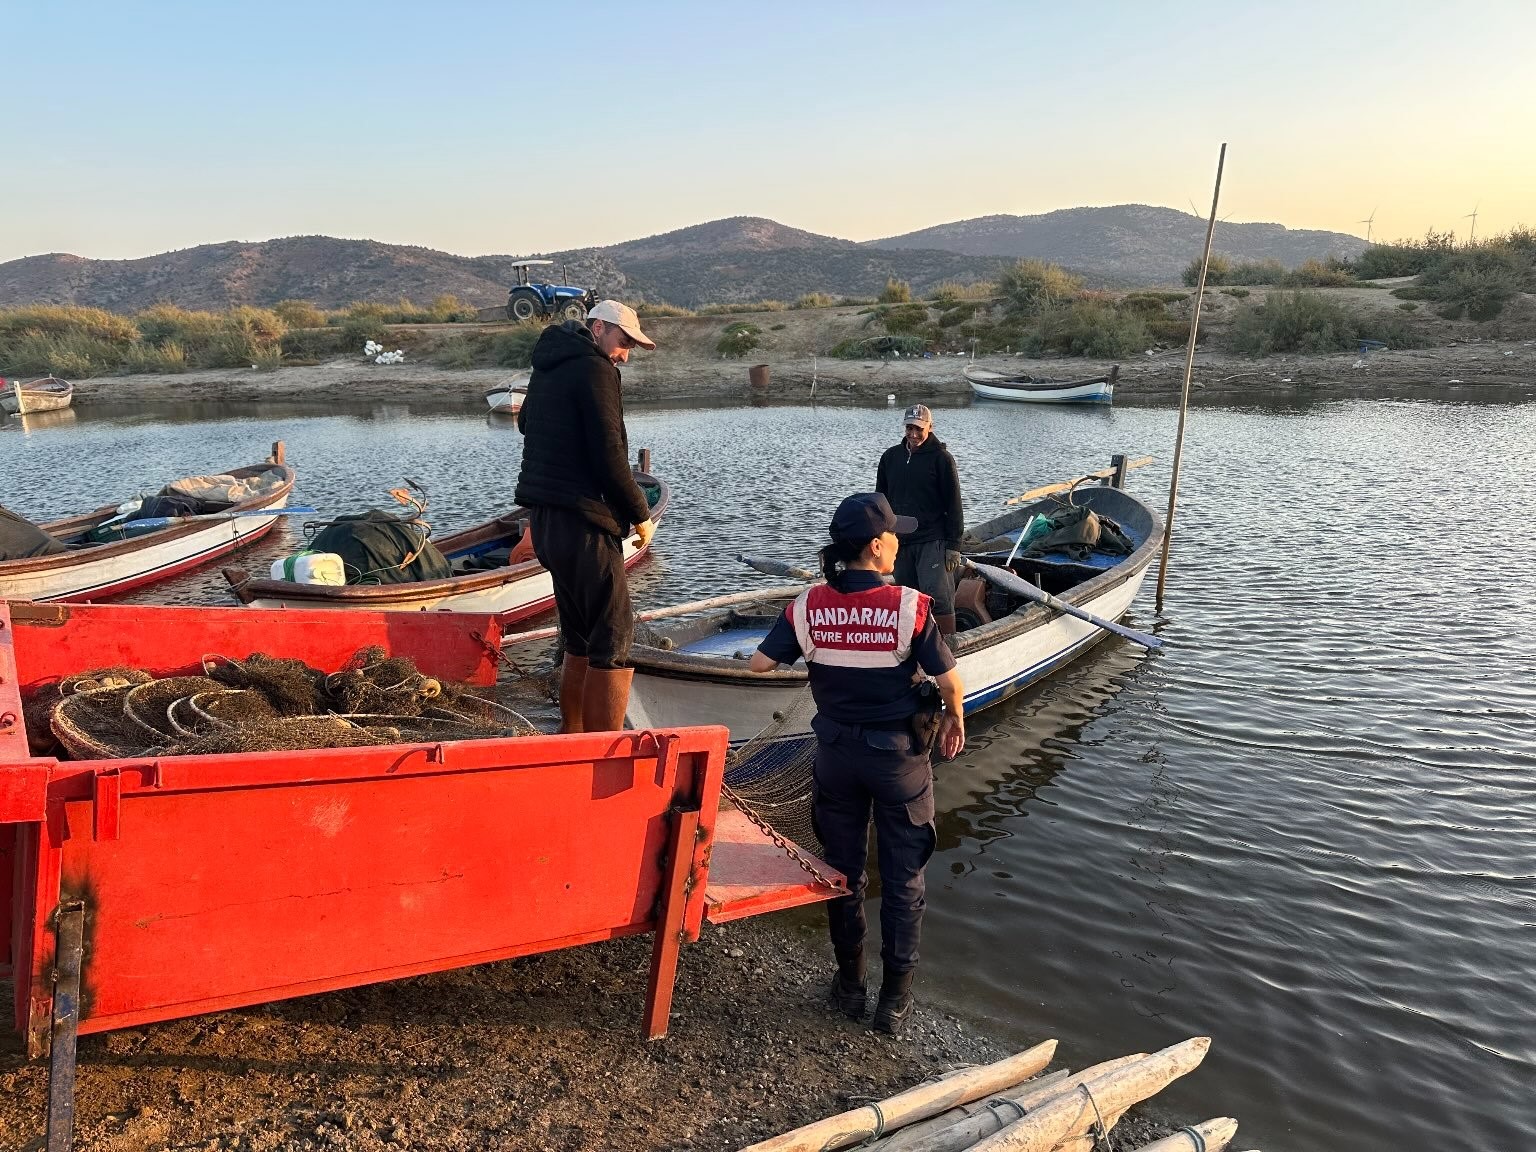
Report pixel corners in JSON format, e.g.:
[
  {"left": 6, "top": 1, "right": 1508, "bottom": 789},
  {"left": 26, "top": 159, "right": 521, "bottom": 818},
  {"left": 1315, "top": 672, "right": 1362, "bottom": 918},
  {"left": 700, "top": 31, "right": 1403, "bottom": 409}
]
[
  {"left": 875, "top": 404, "right": 964, "bottom": 638},
  {"left": 515, "top": 300, "right": 656, "bottom": 733}
]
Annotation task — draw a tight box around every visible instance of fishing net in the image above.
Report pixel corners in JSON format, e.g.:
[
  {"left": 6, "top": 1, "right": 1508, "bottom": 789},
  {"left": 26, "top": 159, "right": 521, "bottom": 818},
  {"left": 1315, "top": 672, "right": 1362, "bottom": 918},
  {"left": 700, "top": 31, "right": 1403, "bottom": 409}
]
[
  {"left": 720, "top": 684, "right": 824, "bottom": 857},
  {"left": 34, "top": 648, "right": 539, "bottom": 761}
]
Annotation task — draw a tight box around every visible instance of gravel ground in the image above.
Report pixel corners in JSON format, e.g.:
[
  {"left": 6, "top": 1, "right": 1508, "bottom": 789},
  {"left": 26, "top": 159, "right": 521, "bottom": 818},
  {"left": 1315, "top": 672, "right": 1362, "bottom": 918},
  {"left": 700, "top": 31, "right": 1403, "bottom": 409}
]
[{"left": 0, "top": 915, "right": 1180, "bottom": 1151}]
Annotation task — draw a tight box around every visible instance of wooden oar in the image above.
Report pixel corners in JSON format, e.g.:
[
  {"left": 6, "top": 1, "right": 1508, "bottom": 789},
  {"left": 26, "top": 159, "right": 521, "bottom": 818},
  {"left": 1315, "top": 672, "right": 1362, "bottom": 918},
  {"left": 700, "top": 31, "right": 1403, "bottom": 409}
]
[
  {"left": 499, "top": 584, "right": 806, "bottom": 647},
  {"left": 1004, "top": 456, "right": 1152, "bottom": 506},
  {"left": 739, "top": 554, "right": 819, "bottom": 581},
  {"left": 98, "top": 506, "right": 316, "bottom": 532},
  {"left": 963, "top": 559, "right": 1163, "bottom": 650}
]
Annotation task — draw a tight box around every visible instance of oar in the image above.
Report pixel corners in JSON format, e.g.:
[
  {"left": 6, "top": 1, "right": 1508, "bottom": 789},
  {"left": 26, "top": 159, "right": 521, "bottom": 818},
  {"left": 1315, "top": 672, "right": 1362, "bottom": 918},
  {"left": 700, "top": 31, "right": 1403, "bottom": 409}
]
[
  {"left": 98, "top": 506, "right": 317, "bottom": 532},
  {"left": 739, "top": 553, "right": 819, "bottom": 581},
  {"left": 963, "top": 559, "right": 1164, "bottom": 650},
  {"left": 1005, "top": 455, "right": 1152, "bottom": 506},
  {"left": 500, "top": 584, "right": 807, "bottom": 647}
]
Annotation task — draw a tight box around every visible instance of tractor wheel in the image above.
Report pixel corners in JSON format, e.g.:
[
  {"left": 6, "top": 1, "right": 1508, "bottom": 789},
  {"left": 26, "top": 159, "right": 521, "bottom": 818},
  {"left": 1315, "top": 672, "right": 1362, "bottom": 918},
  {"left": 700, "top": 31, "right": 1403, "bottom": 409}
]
[
  {"left": 557, "top": 299, "right": 588, "bottom": 323},
  {"left": 508, "top": 291, "right": 542, "bottom": 322}
]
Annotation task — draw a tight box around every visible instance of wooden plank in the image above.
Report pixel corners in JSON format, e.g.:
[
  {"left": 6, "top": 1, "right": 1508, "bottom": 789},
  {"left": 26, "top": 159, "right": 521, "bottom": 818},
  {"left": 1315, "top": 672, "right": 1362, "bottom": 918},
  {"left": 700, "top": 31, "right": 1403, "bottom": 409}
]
[{"left": 705, "top": 807, "right": 845, "bottom": 923}]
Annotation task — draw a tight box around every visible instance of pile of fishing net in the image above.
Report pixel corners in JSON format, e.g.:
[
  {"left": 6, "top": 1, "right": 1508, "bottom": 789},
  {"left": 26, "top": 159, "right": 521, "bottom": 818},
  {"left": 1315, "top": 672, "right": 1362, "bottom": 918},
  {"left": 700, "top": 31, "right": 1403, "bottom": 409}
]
[{"left": 29, "top": 647, "right": 537, "bottom": 761}]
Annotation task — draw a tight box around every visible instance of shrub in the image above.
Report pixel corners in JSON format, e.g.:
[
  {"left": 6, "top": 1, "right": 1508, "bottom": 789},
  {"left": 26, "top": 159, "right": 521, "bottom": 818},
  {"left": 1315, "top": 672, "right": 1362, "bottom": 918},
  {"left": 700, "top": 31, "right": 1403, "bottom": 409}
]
[
  {"left": 273, "top": 299, "right": 328, "bottom": 328},
  {"left": 431, "top": 335, "right": 480, "bottom": 368},
  {"left": 700, "top": 301, "right": 785, "bottom": 315},
  {"left": 770, "top": 323, "right": 786, "bottom": 331},
  {"left": 492, "top": 322, "right": 545, "bottom": 368},
  {"left": 828, "top": 334, "right": 927, "bottom": 359},
  {"left": 0, "top": 305, "right": 138, "bottom": 346},
  {"left": 792, "top": 292, "right": 837, "bottom": 309},
  {"left": 1282, "top": 259, "right": 1354, "bottom": 288},
  {"left": 1221, "top": 287, "right": 1251, "bottom": 298},
  {"left": 1398, "top": 301, "right": 1419, "bottom": 311},
  {"left": 121, "top": 341, "right": 188, "bottom": 374},
  {"left": 999, "top": 260, "right": 1081, "bottom": 314},
  {"left": 1182, "top": 254, "right": 1232, "bottom": 286},
  {"left": 340, "top": 314, "right": 390, "bottom": 349},
  {"left": 1117, "top": 294, "right": 1170, "bottom": 318},
  {"left": 880, "top": 304, "right": 930, "bottom": 334},
  {"left": 716, "top": 321, "right": 762, "bottom": 358},
  {"left": 1419, "top": 246, "right": 1527, "bottom": 321},
  {"left": 636, "top": 302, "right": 694, "bottom": 317},
  {"left": 1036, "top": 301, "right": 1149, "bottom": 358},
  {"left": 1351, "top": 230, "right": 1457, "bottom": 279},
  {"left": 135, "top": 305, "right": 223, "bottom": 349},
  {"left": 938, "top": 302, "right": 981, "bottom": 327},
  {"left": 930, "top": 280, "right": 995, "bottom": 304},
  {"left": 280, "top": 327, "right": 349, "bottom": 361},
  {"left": 1225, "top": 290, "right": 1431, "bottom": 355},
  {"left": 878, "top": 277, "right": 912, "bottom": 304}
]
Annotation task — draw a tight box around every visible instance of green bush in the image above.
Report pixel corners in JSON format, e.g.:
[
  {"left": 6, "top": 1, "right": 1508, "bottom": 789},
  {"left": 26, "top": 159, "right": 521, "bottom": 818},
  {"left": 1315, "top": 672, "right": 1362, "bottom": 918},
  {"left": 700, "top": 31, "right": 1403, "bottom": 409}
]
[
  {"left": 716, "top": 321, "right": 762, "bottom": 358},
  {"left": 1282, "top": 259, "right": 1354, "bottom": 288},
  {"left": 999, "top": 260, "right": 1081, "bottom": 314},
  {"left": 1225, "top": 290, "right": 1433, "bottom": 355},
  {"left": 1117, "top": 294, "right": 1170, "bottom": 318},
  {"left": 880, "top": 304, "right": 930, "bottom": 334},
  {"left": 1036, "top": 301, "right": 1149, "bottom": 358},
  {"left": 878, "top": 278, "right": 912, "bottom": 304},
  {"left": 431, "top": 335, "right": 480, "bottom": 368},
  {"left": 1182, "top": 254, "right": 1232, "bottom": 286},
  {"left": 1351, "top": 231, "right": 1457, "bottom": 279},
  {"left": 273, "top": 299, "right": 328, "bottom": 329},
  {"left": 340, "top": 314, "right": 390, "bottom": 350},
  {"left": 1419, "top": 246, "right": 1527, "bottom": 321},
  {"left": 929, "top": 280, "right": 995, "bottom": 304},
  {"left": 1221, "top": 287, "right": 1251, "bottom": 299},
  {"left": 938, "top": 302, "right": 981, "bottom": 327},
  {"left": 492, "top": 323, "right": 545, "bottom": 368},
  {"left": 121, "top": 341, "right": 188, "bottom": 374},
  {"left": 828, "top": 334, "right": 927, "bottom": 359},
  {"left": 280, "top": 327, "right": 350, "bottom": 361},
  {"left": 1398, "top": 301, "right": 1419, "bottom": 311},
  {"left": 792, "top": 292, "right": 836, "bottom": 309}
]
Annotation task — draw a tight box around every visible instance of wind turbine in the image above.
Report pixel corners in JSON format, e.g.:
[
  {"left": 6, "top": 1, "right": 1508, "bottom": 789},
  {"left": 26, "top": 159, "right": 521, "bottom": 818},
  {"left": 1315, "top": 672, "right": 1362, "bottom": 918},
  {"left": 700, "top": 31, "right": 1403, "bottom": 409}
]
[
  {"left": 1357, "top": 208, "right": 1377, "bottom": 243},
  {"left": 1464, "top": 204, "right": 1479, "bottom": 245}
]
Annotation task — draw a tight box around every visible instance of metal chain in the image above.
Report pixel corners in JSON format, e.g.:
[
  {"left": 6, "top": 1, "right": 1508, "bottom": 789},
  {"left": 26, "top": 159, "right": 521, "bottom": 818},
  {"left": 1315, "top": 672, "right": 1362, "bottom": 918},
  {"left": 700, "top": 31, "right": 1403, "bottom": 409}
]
[{"left": 721, "top": 781, "right": 844, "bottom": 892}]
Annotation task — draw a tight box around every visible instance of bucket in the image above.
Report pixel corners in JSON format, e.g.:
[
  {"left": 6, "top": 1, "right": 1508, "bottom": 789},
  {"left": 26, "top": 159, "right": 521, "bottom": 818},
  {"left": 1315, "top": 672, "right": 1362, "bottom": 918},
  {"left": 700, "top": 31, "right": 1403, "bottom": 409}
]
[{"left": 748, "top": 364, "right": 770, "bottom": 390}]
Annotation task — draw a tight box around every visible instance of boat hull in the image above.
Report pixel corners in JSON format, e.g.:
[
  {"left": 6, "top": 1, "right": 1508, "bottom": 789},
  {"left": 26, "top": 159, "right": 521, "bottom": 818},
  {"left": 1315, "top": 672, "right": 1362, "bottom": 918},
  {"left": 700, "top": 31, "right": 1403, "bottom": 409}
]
[
  {"left": 967, "top": 378, "right": 1114, "bottom": 404},
  {"left": 2, "top": 377, "right": 74, "bottom": 416}
]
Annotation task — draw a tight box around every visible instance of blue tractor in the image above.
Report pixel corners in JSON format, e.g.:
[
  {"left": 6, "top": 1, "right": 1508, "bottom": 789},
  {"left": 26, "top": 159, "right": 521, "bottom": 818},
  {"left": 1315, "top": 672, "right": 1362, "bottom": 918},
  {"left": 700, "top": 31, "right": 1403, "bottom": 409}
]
[{"left": 506, "top": 259, "right": 598, "bottom": 323}]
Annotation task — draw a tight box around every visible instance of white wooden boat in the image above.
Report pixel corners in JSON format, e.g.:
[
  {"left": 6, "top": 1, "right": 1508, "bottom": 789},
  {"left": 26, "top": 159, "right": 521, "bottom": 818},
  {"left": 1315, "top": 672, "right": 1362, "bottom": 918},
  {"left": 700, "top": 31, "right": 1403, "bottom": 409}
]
[
  {"left": 0, "top": 444, "right": 294, "bottom": 602},
  {"left": 2, "top": 377, "right": 74, "bottom": 416},
  {"left": 965, "top": 364, "right": 1117, "bottom": 404},
  {"left": 626, "top": 477, "right": 1159, "bottom": 772},
  {"left": 223, "top": 469, "right": 668, "bottom": 619},
  {"left": 486, "top": 372, "right": 529, "bottom": 416}
]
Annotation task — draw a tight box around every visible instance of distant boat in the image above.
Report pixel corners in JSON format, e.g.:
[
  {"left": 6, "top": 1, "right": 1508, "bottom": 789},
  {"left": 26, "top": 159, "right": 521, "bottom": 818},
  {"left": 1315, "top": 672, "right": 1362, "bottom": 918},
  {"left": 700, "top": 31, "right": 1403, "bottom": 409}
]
[
  {"left": 965, "top": 364, "right": 1117, "bottom": 405},
  {"left": 486, "top": 372, "right": 529, "bottom": 416},
  {"left": 2, "top": 377, "right": 74, "bottom": 416}
]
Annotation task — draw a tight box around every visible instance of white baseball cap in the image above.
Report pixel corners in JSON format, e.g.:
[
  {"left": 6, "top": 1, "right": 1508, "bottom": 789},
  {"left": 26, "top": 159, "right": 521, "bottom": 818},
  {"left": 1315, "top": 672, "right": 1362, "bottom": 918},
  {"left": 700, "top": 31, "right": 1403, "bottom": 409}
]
[{"left": 588, "top": 300, "right": 656, "bottom": 350}]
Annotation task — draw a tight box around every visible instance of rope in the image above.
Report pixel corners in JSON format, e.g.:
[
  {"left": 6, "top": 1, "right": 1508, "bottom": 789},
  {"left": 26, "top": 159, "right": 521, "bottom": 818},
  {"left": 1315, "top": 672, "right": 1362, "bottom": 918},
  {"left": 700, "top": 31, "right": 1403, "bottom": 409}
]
[
  {"left": 1079, "top": 1083, "right": 1115, "bottom": 1152},
  {"left": 867, "top": 1102, "right": 888, "bottom": 1142},
  {"left": 1177, "top": 1126, "right": 1208, "bottom": 1152}
]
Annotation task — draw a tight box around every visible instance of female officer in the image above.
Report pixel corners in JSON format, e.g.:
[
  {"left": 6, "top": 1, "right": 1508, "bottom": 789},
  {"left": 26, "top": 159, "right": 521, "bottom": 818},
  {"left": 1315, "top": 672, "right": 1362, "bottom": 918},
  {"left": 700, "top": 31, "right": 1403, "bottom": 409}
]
[{"left": 748, "top": 492, "right": 965, "bottom": 1033}]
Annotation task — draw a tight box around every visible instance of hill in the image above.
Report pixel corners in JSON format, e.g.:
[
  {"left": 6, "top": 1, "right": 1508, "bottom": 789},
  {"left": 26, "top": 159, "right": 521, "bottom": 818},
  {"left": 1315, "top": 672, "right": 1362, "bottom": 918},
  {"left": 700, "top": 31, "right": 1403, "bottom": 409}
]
[
  {"left": 0, "top": 206, "right": 1368, "bottom": 311},
  {"left": 869, "top": 205, "right": 1366, "bottom": 285}
]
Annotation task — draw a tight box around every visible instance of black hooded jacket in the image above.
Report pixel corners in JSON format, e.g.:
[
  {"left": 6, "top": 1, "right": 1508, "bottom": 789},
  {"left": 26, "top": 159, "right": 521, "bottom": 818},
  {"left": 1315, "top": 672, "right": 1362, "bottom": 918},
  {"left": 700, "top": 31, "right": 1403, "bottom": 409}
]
[
  {"left": 514, "top": 322, "right": 651, "bottom": 537},
  {"left": 875, "top": 434, "right": 964, "bottom": 548}
]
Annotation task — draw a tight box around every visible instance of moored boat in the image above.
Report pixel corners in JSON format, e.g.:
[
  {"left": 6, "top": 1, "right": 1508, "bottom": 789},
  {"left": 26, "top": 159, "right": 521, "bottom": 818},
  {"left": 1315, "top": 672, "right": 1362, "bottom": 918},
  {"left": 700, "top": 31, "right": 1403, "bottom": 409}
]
[
  {"left": 486, "top": 372, "right": 529, "bottom": 416},
  {"left": 625, "top": 472, "right": 1159, "bottom": 769},
  {"left": 1, "top": 376, "right": 74, "bottom": 416},
  {"left": 965, "top": 363, "right": 1118, "bottom": 404},
  {"left": 0, "top": 443, "right": 294, "bottom": 602},
  {"left": 223, "top": 464, "right": 668, "bottom": 618}
]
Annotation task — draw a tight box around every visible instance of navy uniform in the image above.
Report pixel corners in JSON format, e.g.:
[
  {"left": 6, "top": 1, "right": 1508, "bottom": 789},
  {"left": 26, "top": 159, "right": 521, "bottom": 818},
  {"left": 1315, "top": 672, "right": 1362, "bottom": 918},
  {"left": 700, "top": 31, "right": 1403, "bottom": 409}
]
[{"left": 755, "top": 494, "right": 956, "bottom": 1032}]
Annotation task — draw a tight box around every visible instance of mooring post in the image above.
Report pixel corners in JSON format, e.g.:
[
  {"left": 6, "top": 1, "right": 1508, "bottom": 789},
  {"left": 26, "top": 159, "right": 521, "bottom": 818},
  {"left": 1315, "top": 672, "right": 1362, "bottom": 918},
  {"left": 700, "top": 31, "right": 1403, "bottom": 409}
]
[
  {"left": 638, "top": 448, "right": 652, "bottom": 475},
  {"left": 1109, "top": 454, "right": 1128, "bottom": 490},
  {"left": 46, "top": 900, "right": 87, "bottom": 1152}
]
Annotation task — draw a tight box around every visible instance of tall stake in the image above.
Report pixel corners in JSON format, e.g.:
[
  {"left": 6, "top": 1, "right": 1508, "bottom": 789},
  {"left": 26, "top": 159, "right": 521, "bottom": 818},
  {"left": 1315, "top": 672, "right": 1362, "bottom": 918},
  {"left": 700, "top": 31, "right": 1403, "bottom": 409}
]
[{"left": 1155, "top": 143, "right": 1226, "bottom": 610}]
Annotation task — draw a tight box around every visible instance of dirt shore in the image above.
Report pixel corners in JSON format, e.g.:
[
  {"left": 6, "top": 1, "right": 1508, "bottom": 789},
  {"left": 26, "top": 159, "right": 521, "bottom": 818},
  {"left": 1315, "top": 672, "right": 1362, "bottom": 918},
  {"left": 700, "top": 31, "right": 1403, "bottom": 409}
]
[
  {"left": 65, "top": 337, "right": 1536, "bottom": 413},
  {"left": 0, "top": 916, "right": 1177, "bottom": 1152}
]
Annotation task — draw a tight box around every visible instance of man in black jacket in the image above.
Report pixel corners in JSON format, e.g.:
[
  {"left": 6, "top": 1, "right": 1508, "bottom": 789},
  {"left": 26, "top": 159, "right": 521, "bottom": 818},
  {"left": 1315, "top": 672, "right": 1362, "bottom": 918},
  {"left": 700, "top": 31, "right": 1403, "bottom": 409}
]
[
  {"left": 515, "top": 300, "right": 656, "bottom": 732},
  {"left": 875, "top": 404, "right": 964, "bottom": 638}
]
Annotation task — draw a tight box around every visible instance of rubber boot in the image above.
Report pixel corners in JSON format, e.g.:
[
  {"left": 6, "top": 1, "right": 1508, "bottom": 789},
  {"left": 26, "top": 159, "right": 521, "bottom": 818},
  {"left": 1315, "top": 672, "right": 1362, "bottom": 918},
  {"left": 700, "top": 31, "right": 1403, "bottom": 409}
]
[
  {"left": 581, "top": 666, "right": 635, "bottom": 734},
  {"left": 829, "top": 947, "right": 867, "bottom": 1020},
  {"left": 557, "top": 654, "right": 588, "bottom": 734},
  {"left": 873, "top": 969, "right": 915, "bottom": 1035}
]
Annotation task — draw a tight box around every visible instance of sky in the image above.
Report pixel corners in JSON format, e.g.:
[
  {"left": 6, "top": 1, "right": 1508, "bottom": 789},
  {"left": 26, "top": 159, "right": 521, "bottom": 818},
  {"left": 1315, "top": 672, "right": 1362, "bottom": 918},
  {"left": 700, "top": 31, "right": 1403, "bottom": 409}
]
[{"left": 5, "top": 0, "right": 1534, "bottom": 263}]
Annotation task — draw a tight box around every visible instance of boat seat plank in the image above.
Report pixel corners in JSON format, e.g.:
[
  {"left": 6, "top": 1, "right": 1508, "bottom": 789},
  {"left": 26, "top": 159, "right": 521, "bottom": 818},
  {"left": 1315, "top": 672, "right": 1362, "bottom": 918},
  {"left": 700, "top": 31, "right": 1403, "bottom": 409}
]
[
  {"left": 677, "top": 626, "right": 772, "bottom": 659},
  {"left": 704, "top": 806, "right": 845, "bottom": 923}
]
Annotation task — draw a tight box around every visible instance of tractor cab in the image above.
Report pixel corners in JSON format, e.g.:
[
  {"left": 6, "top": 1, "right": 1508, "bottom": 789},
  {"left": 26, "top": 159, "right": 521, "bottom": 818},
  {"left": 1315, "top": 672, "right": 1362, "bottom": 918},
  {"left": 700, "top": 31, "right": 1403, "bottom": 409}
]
[{"left": 506, "top": 259, "right": 598, "bottom": 323}]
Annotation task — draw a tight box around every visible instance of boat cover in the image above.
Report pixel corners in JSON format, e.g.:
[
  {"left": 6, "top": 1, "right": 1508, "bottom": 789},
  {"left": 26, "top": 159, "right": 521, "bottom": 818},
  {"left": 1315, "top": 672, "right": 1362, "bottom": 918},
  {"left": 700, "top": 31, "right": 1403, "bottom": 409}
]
[
  {"left": 0, "top": 504, "right": 67, "bottom": 560},
  {"left": 307, "top": 511, "right": 452, "bottom": 585}
]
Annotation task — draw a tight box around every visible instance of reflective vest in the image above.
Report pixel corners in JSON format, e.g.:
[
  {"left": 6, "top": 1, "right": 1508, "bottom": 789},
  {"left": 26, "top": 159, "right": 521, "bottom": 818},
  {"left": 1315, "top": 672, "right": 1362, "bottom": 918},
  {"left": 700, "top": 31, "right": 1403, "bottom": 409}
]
[{"left": 789, "top": 581, "right": 927, "bottom": 669}]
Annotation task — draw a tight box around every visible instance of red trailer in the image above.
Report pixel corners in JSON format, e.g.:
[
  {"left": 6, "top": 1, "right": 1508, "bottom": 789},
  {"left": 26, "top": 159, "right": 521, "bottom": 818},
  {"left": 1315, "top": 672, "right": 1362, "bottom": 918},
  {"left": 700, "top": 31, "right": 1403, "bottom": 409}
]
[{"left": 0, "top": 600, "right": 841, "bottom": 1149}]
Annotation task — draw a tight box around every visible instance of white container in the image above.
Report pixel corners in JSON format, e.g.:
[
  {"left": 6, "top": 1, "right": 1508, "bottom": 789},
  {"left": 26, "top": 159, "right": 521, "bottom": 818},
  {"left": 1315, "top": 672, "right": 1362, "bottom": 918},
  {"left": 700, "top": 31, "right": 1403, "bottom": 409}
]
[{"left": 270, "top": 551, "right": 347, "bottom": 585}]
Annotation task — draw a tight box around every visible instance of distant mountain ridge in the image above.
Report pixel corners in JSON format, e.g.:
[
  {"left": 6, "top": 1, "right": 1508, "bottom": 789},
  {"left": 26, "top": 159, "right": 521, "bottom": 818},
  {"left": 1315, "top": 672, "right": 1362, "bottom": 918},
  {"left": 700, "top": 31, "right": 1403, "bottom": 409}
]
[{"left": 0, "top": 205, "right": 1367, "bottom": 311}]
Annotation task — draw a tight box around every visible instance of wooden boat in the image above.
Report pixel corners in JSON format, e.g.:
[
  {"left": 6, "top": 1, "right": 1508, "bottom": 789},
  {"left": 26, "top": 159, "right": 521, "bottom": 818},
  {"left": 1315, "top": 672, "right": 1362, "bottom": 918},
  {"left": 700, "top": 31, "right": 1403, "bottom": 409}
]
[
  {"left": 0, "top": 443, "right": 294, "bottom": 603},
  {"left": 965, "top": 364, "right": 1118, "bottom": 404},
  {"left": 1, "top": 376, "right": 74, "bottom": 416},
  {"left": 486, "top": 372, "right": 529, "bottom": 416},
  {"left": 625, "top": 474, "right": 1159, "bottom": 765},
  {"left": 223, "top": 464, "right": 668, "bottom": 618}
]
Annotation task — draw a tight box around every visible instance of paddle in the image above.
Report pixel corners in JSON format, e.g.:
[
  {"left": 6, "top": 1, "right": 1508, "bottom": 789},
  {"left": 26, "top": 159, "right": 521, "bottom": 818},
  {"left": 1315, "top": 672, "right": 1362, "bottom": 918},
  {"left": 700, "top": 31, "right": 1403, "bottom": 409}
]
[
  {"left": 963, "top": 559, "right": 1164, "bottom": 649},
  {"left": 500, "top": 584, "right": 808, "bottom": 647},
  {"left": 97, "top": 506, "right": 317, "bottom": 533},
  {"left": 1004, "top": 455, "right": 1153, "bottom": 506}
]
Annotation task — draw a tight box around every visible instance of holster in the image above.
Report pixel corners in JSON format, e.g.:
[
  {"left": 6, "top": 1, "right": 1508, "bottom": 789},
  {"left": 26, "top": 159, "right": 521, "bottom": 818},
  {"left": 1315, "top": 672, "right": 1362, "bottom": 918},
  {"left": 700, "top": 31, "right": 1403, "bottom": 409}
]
[{"left": 909, "top": 680, "right": 942, "bottom": 752}]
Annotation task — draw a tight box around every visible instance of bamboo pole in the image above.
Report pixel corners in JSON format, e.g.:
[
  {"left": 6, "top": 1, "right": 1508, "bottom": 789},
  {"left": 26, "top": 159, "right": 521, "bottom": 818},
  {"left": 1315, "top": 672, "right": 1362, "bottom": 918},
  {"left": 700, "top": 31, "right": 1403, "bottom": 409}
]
[
  {"left": 1123, "top": 1117, "right": 1239, "bottom": 1152},
  {"left": 735, "top": 1040, "right": 1057, "bottom": 1152},
  {"left": 1154, "top": 143, "right": 1227, "bottom": 611},
  {"left": 965, "top": 1037, "right": 1210, "bottom": 1152},
  {"left": 872, "top": 1055, "right": 1145, "bottom": 1152}
]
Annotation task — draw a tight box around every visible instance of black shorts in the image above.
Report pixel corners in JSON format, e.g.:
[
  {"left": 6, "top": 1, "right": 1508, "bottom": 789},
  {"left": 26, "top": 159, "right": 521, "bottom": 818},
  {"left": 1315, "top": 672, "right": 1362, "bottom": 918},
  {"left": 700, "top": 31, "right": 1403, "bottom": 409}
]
[{"left": 530, "top": 505, "right": 633, "bottom": 669}]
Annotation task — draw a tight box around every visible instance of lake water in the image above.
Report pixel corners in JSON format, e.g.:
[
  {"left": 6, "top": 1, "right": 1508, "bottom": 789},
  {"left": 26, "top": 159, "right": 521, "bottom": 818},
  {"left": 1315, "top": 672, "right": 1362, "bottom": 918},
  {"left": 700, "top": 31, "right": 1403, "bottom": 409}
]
[{"left": 3, "top": 393, "right": 1534, "bottom": 1152}]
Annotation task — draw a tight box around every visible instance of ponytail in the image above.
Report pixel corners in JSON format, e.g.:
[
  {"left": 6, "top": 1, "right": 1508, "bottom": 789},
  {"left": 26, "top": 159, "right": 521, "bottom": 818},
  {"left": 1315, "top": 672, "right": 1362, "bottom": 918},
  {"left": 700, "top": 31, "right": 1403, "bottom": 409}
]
[{"left": 819, "top": 537, "right": 869, "bottom": 589}]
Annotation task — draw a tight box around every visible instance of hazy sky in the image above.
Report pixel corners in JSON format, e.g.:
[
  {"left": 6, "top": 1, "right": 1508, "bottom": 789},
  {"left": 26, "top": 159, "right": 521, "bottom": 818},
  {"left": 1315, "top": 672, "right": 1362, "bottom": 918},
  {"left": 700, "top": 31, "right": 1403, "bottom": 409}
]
[{"left": 6, "top": 0, "right": 1533, "bottom": 263}]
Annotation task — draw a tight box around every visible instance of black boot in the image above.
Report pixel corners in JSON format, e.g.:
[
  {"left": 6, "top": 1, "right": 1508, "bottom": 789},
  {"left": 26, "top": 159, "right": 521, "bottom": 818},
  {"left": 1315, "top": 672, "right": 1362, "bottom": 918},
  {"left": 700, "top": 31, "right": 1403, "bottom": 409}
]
[
  {"left": 873, "top": 969, "right": 915, "bottom": 1035},
  {"left": 829, "top": 948, "right": 867, "bottom": 1020}
]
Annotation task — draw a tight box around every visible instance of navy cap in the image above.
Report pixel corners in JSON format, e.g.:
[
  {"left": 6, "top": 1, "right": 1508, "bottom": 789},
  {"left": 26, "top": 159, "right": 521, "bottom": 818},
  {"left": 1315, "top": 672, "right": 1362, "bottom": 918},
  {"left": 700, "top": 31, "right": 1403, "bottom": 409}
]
[{"left": 830, "top": 493, "right": 918, "bottom": 542}]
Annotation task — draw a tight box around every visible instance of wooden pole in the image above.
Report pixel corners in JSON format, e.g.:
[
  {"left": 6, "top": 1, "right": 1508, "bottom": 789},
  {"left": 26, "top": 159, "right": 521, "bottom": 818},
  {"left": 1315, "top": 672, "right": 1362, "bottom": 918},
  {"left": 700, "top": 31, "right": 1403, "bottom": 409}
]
[
  {"left": 501, "top": 584, "right": 807, "bottom": 647},
  {"left": 1123, "top": 1117, "right": 1239, "bottom": 1152},
  {"left": 1154, "top": 143, "right": 1226, "bottom": 611}
]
